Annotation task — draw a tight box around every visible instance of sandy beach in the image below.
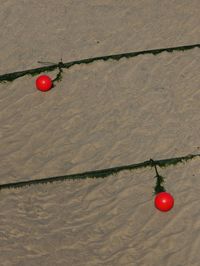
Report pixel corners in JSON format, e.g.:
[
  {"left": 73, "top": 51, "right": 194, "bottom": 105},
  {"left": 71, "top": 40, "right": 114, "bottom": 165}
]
[{"left": 0, "top": 1, "right": 200, "bottom": 265}]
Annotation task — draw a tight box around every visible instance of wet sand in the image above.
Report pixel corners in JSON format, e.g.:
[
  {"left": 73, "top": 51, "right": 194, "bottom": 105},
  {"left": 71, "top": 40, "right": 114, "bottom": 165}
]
[{"left": 0, "top": 1, "right": 200, "bottom": 265}]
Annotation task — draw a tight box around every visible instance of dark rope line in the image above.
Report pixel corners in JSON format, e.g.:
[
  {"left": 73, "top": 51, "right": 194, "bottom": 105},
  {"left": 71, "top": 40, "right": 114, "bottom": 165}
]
[
  {"left": 0, "top": 153, "right": 199, "bottom": 191},
  {"left": 0, "top": 43, "right": 199, "bottom": 83}
]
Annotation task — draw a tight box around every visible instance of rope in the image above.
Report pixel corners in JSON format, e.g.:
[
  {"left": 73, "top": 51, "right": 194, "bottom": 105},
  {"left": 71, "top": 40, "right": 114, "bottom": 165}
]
[
  {"left": 0, "top": 43, "right": 199, "bottom": 83},
  {"left": 0, "top": 153, "right": 199, "bottom": 190}
]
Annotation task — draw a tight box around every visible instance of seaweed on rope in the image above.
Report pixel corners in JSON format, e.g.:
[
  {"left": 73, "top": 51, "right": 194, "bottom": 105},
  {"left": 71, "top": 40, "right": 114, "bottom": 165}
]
[
  {"left": 0, "top": 43, "right": 200, "bottom": 84},
  {"left": 0, "top": 153, "right": 199, "bottom": 191}
]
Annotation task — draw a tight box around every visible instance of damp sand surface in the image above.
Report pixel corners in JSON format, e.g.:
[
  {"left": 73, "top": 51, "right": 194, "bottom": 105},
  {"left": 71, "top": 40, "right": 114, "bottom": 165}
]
[{"left": 0, "top": 1, "right": 200, "bottom": 265}]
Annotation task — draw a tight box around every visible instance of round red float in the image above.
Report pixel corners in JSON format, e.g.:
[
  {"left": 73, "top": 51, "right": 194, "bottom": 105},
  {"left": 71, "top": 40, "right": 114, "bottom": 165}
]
[
  {"left": 154, "top": 192, "right": 174, "bottom": 212},
  {"left": 36, "top": 75, "right": 53, "bottom": 91}
]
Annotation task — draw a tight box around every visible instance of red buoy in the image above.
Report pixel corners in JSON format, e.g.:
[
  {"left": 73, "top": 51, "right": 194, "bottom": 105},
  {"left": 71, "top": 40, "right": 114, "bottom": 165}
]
[
  {"left": 36, "top": 75, "right": 53, "bottom": 92},
  {"left": 154, "top": 192, "right": 174, "bottom": 212}
]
